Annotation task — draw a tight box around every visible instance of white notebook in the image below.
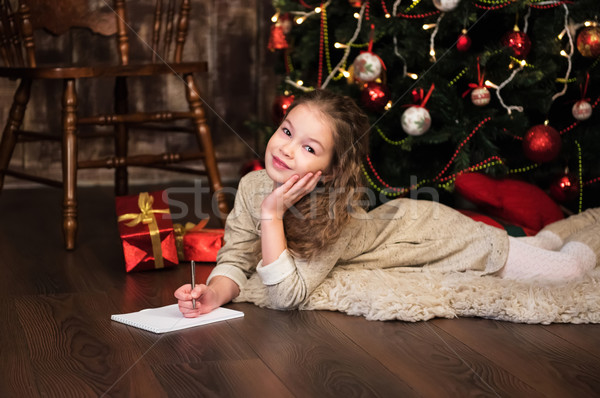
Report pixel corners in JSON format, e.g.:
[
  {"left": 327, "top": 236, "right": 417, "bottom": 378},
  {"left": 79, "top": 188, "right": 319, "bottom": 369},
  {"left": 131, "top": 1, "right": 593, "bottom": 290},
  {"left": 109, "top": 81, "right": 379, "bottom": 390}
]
[{"left": 111, "top": 304, "right": 244, "bottom": 334}]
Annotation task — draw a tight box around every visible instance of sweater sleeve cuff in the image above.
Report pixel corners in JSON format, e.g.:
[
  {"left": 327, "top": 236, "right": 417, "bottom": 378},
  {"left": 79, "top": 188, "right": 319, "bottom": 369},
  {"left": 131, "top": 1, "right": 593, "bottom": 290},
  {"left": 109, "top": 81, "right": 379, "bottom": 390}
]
[
  {"left": 256, "top": 249, "right": 296, "bottom": 285},
  {"left": 206, "top": 264, "right": 248, "bottom": 289}
]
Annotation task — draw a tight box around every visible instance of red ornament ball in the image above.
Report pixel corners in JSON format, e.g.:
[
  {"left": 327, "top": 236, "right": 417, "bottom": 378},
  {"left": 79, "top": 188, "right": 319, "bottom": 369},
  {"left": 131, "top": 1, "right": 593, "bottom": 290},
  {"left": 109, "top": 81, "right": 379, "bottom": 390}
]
[
  {"left": 572, "top": 100, "right": 592, "bottom": 121},
  {"left": 272, "top": 94, "right": 295, "bottom": 125},
  {"left": 549, "top": 173, "right": 580, "bottom": 203},
  {"left": 576, "top": 26, "right": 600, "bottom": 58},
  {"left": 457, "top": 32, "right": 471, "bottom": 52},
  {"left": 361, "top": 82, "right": 390, "bottom": 113},
  {"left": 471, "top": 87, "right": 490, "bottom": 106},
  {"left": 239, "top": 159, "right": 265, "bottom": 177},
  {"left": 522, "top": 124, "right": 561, "bottom": 163},
  {"left": 502, "top": 29, "right": 531, "bottom": 59}
]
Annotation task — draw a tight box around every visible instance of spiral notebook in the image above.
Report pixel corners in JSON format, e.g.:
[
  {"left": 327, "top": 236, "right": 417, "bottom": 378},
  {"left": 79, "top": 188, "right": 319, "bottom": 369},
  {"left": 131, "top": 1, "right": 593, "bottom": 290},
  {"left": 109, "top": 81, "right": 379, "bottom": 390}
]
[{"left": 111, "top": 304, "right": 244, "bottom": 334}]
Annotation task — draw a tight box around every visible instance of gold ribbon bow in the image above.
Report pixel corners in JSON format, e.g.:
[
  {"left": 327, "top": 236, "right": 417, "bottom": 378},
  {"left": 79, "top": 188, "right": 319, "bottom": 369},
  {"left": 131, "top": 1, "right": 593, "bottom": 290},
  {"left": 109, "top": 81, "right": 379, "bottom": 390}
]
[
  {"left": 118, "top": 192, "right": 170, "bottom": 269},
  {"left": 173, "top": 219, "right": 210, "bottom": 261}
]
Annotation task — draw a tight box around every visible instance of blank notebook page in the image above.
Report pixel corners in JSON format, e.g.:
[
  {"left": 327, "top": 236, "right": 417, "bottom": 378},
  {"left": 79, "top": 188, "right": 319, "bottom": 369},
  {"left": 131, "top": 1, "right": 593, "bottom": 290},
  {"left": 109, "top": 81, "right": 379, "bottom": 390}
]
[{"left": 111, "top": 304, "right": 244, "bottom": 334}]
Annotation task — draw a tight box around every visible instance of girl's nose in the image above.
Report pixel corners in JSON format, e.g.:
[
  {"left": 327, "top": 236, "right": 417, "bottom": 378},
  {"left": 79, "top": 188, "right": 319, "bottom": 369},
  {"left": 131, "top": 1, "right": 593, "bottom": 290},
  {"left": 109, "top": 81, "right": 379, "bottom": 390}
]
[{"left": 280, "top": 142, "right": 293, "bottom": 158}]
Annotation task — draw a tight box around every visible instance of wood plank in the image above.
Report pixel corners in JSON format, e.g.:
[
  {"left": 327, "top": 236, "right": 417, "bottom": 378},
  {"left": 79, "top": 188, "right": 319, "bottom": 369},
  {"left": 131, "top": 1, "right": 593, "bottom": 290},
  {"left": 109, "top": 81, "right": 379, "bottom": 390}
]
[
  {"left": 434, "top": 317, "right": 600, "bottom": 397},
  {"left": 542, "top": 324, "right": 600, "bottom": 360},
  {"left": 14, "top": 292, "right": 167, "bottom": 397},
  {"left": 0, "top": 299, "right": 40, "bottom": 398},
  {"left": 151, "top": 359, "right": 294, "bottom": 397},
  {"left": 228, "top": 304, "right": 418, "bottom": 397},
  {"left": 324, "top": 311, "right": 541, "bottom": 397},
  {"left": 111, "top": 314, "right": 255, "bottom": 365}
]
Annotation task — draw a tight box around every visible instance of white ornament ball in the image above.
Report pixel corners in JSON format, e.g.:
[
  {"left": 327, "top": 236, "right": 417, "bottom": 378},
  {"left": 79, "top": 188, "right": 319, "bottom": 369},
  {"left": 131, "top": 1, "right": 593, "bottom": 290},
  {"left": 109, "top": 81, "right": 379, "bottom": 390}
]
[
  {"left": 432, "top": 0, "right": 460, "bottom": 12},
  {"left": 352, "top": 52, "right": 383, "bottom": 82},
  {"left": 401, "top": 106, "right": 431, "bottom": 136},
  {"left": 471, "top": 87, "right": 491, "bottom": 106},
  {"left": 572, "top": 100, "right": 592, "bottom": 121}
]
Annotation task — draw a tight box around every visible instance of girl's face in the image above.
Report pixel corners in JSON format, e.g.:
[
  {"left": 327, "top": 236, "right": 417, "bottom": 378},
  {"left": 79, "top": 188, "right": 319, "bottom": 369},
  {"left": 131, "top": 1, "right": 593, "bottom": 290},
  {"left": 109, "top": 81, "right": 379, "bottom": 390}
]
[{"left": 265, "top": 103, "right": 335, "bottom": 185}]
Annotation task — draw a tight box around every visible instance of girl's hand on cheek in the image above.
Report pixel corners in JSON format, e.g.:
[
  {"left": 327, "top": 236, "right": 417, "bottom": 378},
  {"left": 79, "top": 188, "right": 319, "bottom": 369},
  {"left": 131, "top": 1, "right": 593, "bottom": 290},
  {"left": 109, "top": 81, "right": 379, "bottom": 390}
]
[{"left": 262, "top": 171, "right": 322, "bottom": 220}]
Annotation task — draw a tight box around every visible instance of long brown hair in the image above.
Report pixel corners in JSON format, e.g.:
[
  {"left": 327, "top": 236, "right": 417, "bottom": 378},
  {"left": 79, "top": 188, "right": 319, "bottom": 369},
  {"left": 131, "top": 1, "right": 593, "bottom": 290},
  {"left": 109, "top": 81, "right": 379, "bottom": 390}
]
[{"left": 282, "top": 89, "right": 370, "bottom": 260}]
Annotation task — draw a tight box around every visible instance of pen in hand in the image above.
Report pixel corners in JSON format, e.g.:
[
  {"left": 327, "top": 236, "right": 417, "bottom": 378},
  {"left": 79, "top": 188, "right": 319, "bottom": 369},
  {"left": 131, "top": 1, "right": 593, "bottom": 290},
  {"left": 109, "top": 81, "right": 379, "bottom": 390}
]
[{"left": 190, "top": 260, "right": 196, "bottom": 309}]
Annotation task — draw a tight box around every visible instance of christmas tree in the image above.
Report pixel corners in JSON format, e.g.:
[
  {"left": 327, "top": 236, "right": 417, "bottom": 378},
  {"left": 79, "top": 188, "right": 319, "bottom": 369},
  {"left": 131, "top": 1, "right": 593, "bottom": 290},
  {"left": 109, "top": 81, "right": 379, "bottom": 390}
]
[{"left": 267, "top": 0, "right": 600, "bottom": 213}]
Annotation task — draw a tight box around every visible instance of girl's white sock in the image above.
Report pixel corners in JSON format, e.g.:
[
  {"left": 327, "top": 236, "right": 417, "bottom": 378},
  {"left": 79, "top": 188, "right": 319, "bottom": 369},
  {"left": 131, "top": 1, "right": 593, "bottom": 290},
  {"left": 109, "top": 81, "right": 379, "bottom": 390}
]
[
  {"left": 498, "top": 237, "right": 596, "bottom": 282},
  {"left": 515, "top": 230, "right": 563, "bottom": 250}
]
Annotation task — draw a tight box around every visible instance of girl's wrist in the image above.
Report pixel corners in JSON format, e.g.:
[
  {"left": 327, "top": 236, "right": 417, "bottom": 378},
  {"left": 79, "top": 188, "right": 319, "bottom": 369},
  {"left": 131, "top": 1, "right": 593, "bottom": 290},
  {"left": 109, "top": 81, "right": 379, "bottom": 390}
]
[
  {"left": 209, "top": 276, "right": 240, "bottom": 305},
  {"left": 261, "top": 206, "right": 284, "bottom": 221}
]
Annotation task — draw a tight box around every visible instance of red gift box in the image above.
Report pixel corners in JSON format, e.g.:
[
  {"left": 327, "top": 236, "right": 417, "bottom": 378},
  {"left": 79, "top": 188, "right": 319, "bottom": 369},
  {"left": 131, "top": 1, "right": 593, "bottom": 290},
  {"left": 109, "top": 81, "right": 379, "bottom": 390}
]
[
  {"left": 174, "top": 220, "right": 224, "bottom": 263},
  {"left": 116, "top": 191, "right": 179, "bottom": 272}
]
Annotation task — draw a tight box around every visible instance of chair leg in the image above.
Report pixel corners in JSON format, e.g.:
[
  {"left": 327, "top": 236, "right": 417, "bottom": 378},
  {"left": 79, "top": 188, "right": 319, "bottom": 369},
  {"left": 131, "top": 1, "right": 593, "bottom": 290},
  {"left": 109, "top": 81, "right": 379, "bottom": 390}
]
[
  {"left": 114, "top": 76, "right": 129, "bottom": 196},
  {"left": 184, "top": 74, "right": 229, "bottom": 224},
  {"left": 62, "top": 79, "right": 78, "bottom": 250},
  {"left": 0, "top": 79, "right": 31, "bottom": 191}
]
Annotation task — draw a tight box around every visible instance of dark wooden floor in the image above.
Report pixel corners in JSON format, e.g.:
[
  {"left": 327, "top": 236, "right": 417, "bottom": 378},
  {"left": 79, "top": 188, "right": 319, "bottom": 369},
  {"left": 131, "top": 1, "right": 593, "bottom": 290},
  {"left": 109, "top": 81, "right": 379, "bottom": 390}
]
[{"left": 1, "top": 181, "right": 600, "bottom": 398}]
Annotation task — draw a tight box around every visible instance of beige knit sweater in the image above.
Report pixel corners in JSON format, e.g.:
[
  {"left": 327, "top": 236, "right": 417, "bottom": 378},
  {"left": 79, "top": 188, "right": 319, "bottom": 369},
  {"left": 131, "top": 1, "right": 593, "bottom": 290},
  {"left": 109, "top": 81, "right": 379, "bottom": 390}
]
[{"left": 208, "top": 170, "right": 510, "bottom": 310}]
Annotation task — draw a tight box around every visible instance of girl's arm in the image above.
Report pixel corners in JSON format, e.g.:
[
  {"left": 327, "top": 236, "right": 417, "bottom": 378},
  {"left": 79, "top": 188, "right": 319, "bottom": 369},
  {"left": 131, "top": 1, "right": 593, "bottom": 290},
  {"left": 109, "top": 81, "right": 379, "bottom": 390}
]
[
  {"left": 175, "top": 171, "right": 265, "bottom": 317},
  {"left": 260, "top": 172, "right": 322, "bottom": 265},
  {"left": 256, "top": 223, "right": 358, "bottom": 310},
  {"left": 257, "top": 171, "right": 356, "bottom": 310}
]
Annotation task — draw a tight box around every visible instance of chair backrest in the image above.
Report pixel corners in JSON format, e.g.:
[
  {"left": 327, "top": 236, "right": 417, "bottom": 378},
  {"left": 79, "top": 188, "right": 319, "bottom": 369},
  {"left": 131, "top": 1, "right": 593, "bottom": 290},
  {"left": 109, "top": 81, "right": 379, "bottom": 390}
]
[{"left": 0, "top": 0, "right": 192, "bottom": 67}]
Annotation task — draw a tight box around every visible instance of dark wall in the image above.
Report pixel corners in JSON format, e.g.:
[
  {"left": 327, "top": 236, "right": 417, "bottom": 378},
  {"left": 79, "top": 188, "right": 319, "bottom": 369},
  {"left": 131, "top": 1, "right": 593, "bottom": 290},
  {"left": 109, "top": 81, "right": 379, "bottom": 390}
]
[{"left": 0, "top": 0, "right": 277, "bottom": 187}]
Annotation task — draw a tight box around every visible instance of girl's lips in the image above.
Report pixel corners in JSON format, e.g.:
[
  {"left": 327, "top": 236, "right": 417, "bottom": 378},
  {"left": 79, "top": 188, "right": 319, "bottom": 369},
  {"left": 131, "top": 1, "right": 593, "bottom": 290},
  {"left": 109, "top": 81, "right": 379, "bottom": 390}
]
[{"left": 272, "top": 155, "right": 290, "bottom": 170}]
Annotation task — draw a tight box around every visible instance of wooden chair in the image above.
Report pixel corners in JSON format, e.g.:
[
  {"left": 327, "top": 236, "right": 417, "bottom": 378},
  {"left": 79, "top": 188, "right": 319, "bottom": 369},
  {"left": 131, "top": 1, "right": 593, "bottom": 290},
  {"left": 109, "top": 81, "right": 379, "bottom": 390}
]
[{"left": 0, "top": 0, "right": 229, "bottom": 250}]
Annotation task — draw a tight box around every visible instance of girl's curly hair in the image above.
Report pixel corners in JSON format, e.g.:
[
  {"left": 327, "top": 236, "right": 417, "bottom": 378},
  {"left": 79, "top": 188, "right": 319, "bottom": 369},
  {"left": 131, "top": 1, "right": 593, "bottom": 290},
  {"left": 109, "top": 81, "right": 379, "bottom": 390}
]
[{"left": 282, "top": 89, "right": 370, "bottom": 260}]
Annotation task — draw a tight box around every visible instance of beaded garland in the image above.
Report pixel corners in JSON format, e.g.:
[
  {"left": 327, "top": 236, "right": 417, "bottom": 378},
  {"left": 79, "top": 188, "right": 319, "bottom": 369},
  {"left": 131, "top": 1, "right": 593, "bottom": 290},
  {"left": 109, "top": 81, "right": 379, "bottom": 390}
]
[{"left": 275, "top": 0, "right": 599, "bottom": 204}]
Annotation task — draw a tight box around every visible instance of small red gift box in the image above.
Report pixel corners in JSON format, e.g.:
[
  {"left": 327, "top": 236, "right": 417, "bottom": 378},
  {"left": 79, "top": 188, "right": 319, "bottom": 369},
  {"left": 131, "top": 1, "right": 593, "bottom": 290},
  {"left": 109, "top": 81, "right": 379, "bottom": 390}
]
[
  {"left": 174, "top": 220, "right": 224, "bottom": 263},
  {"left": 115, "top": 191, "right": 179, "bottom": 272}
]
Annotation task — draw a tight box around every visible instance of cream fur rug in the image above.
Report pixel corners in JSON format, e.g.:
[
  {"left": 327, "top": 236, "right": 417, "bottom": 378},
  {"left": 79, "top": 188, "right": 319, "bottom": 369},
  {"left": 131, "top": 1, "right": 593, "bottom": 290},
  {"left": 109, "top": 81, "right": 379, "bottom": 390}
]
[{"left": 299, "top": 266, "right": 600, "bottom": 324}]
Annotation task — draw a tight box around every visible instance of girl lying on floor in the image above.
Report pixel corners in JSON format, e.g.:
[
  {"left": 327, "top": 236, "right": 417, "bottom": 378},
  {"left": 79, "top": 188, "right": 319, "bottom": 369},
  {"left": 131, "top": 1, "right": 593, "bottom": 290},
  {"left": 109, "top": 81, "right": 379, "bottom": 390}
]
[{"left": 175, "top": 89, "right": 599, "bottom": 317}]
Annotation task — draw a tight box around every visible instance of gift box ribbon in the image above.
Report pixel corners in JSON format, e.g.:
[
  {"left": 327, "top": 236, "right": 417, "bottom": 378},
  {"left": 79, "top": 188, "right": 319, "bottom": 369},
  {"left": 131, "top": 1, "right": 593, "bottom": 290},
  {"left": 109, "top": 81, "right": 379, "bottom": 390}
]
[
  {"left": 117, "top": 192, "right": 170, "bottom": 269},
  {"left": 173, "top": 219, "right": 210, "bottom": 261}
]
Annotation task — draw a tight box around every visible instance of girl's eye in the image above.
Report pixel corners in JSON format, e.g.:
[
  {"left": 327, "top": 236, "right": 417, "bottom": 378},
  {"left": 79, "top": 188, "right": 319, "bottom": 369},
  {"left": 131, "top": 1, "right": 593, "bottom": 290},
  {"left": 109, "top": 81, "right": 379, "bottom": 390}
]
[
  {"left": 304, "top": 145, "right": 315, "bottom": 154},
  {"left": 282, "top": 127, "right": 291, "bottom": 137}
]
